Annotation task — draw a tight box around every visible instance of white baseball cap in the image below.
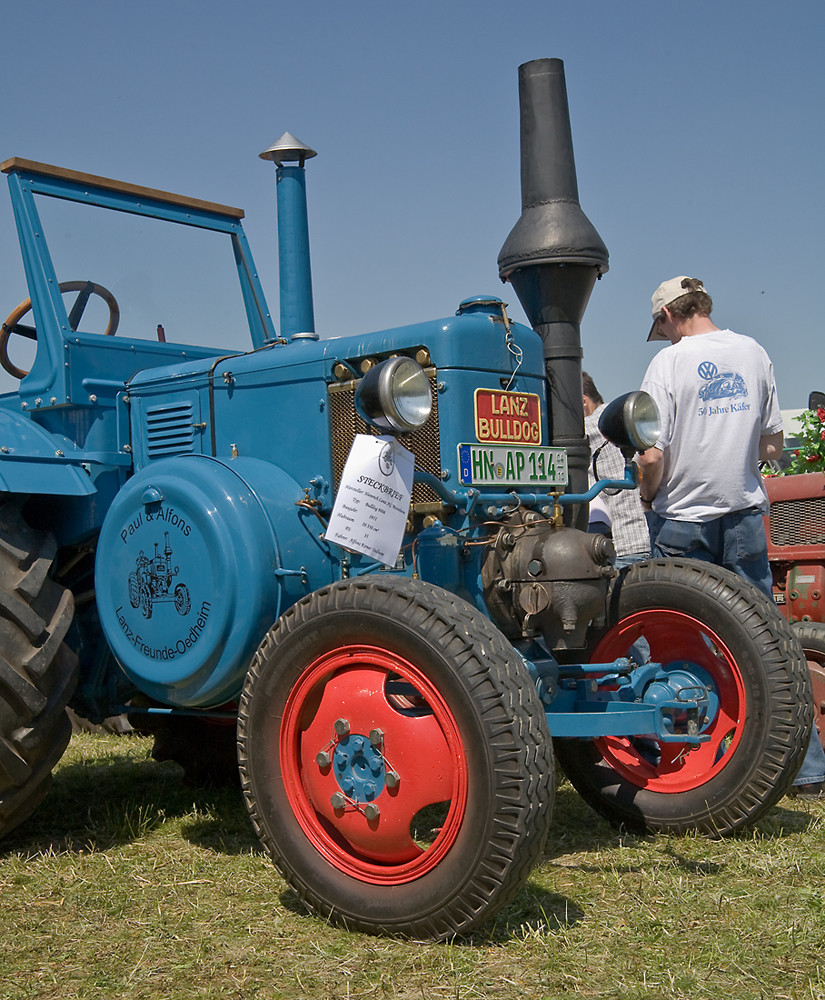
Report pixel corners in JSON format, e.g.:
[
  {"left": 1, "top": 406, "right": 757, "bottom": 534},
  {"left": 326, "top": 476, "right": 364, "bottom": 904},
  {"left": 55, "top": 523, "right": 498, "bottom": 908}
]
[{"left": 648, "top": 276, "right": 707, "bottom": 341}]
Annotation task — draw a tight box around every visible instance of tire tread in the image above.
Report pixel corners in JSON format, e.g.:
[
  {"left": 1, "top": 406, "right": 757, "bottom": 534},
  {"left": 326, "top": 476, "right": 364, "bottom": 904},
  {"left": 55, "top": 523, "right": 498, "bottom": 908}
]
[
  {"left": 238, "top": 576, "right": 554, "bottom": 939},
  {"left": 0, "top": 501, "right": 78, "bottom": 838},
  {"left": 559, "top": 558, "right": 813, "bottom": 835}
]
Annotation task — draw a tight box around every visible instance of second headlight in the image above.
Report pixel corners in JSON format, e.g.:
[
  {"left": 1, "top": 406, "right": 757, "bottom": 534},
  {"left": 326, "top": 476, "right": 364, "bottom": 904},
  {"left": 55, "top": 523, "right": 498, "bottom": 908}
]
[{"left": 598, "top": 390, "right": 660, "bottom": 454}]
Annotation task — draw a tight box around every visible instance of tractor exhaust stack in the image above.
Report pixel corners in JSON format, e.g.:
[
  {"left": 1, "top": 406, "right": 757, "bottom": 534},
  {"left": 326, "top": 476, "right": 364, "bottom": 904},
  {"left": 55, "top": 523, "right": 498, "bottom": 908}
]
[
  {"left": 498, "top": 58, "right": 609, "bottom": 525},
  {"left": 260, "top": 132, "right": 318, "bottom": 341}
]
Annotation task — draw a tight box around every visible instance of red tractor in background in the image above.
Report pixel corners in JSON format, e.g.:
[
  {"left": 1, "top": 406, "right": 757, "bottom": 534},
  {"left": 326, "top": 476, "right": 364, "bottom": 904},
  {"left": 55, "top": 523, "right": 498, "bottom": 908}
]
[{"left": 765, "top": 390, "right": 825, "bottom": 751}]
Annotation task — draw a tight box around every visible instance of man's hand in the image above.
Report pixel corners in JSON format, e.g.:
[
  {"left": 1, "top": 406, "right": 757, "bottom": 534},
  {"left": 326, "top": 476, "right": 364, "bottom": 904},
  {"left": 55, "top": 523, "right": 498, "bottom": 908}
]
[
  {"left": 759, "top": 430, "right": 784, "bottom": 463},
  {"left": 638, "top": 446, "right": 664, "bottom": 508}
]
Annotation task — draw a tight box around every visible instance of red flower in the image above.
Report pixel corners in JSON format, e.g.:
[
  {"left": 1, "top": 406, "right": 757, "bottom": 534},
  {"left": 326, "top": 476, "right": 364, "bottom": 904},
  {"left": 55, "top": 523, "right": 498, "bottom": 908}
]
[
  {"left": 807, "top": 453, "right": 821, "bottom": 463},
  {"left": 817, "top": 407, "right": 825, "bottom": 422},
  {"left": 821, "top": 428, "right": 825, "bottom": 440}
]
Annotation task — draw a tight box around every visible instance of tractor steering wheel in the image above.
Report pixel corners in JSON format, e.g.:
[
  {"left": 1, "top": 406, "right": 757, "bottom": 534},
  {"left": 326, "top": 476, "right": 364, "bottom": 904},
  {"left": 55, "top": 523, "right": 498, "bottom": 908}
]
[{"left": 0, "top": 280, "right": 120, "bottom": 380}]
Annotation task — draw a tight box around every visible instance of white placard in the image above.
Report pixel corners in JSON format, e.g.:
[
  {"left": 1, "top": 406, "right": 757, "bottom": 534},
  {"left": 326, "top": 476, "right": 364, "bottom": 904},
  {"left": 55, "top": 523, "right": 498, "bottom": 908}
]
[{"left": 327, "top": 435, "right": 415, "bottom": 565}]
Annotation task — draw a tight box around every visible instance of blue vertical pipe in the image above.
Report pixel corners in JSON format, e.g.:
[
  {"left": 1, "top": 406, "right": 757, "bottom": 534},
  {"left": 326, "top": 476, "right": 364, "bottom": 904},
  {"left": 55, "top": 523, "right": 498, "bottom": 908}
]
[{"left": 276, "top": 165, "right": 315, "bottom": 338}]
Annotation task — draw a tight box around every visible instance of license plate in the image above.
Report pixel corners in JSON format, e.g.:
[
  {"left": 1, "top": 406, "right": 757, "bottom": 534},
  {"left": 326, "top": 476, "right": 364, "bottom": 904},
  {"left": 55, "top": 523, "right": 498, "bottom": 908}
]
[{"left": 457, "top": 444, "right": 568, "bottom": 487}]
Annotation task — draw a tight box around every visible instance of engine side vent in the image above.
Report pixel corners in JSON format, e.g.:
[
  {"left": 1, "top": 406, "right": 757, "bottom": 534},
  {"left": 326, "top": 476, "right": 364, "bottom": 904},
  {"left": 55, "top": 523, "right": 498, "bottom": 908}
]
[
  {"left": 145, "top": 401, "right": 196, "bottom": 459},
  {"left": 769, "top": 495, "right": 825, "bottom": 548},
  {"left": 328, "top": 369, "right": 442, "bottom": 509}
]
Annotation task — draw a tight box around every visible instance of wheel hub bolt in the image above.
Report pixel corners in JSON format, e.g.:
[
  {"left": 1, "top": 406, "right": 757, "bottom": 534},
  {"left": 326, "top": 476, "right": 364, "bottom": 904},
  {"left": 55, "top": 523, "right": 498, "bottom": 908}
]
[
  {"left": 368, "top": 727, "right": 384, "bottom": 746},
  {"left": 316, "top": 750, "right": 332, "bottom": 768},
  {"left": 330, "top": 792, "right": 347, "bottom": 810},
  {"left": 363, "top": 802, "right": 380, "bottom": 821},
  {"left": 385, "top": 770, "right": 400, "bottom": 788},
  {"left": 334, "top": 718, "right": 350, "bottom": 736}
]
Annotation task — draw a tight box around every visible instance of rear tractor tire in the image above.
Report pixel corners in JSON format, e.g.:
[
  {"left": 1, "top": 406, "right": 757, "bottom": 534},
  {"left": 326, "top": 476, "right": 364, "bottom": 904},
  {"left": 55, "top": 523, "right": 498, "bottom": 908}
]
[
  {"left": 238, "top": 577, "right": 554, "bottom": 939},
  {"left": 554, "top": 559, "right": 813, "bottom": 836},
  {"left": 0, "top": 500, "right": 79, "bottom": 838}
]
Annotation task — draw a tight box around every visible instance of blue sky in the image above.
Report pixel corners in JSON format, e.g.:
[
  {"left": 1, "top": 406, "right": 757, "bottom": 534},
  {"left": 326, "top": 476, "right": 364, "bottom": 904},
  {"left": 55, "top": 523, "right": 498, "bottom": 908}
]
[{"left": 2, "top": 0, "right": 823, "bottom": 410}]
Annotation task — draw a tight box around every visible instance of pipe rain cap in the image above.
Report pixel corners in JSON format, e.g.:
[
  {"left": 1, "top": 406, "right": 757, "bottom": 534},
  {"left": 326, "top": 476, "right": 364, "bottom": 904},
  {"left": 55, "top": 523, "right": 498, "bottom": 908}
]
[
  {"left": 648, "top": 276, "right": 707, "bottom": 341},
  {"left": 259, "top": 132, "right": 317, "bottom": 166}
]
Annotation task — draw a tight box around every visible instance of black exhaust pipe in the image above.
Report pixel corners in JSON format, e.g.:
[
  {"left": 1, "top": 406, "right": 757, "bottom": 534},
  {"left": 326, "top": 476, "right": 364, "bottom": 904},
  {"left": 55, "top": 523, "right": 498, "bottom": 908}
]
[{"left": 498, "top": 58, "right": 608, "bottom": 527}]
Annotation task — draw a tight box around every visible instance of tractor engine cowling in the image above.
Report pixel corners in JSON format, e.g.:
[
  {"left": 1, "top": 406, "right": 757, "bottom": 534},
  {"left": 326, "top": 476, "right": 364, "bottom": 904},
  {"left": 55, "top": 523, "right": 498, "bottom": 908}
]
[{"left": 482, "top": 513, "right": 615, "bottom": 649}]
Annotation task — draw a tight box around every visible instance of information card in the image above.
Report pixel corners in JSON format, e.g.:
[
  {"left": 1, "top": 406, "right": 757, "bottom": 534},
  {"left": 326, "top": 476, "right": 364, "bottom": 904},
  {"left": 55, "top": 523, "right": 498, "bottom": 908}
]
[{"left": 326, "top": 435, "right": 415, "bottom": 565}]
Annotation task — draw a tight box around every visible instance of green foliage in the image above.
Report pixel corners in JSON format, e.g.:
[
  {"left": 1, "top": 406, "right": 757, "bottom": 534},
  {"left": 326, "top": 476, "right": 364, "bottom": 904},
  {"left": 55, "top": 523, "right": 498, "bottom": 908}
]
[{"left": 784, "top": 406, "right": 825, "bottom": 474}]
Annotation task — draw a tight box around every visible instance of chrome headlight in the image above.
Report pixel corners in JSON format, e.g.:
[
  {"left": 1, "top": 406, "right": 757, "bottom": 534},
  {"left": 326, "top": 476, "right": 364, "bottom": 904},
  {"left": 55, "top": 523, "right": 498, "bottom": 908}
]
[
  {"left": 354, "top": 356, "right": 432, "bottom": 434},
  {"left": 598, "top": 390, "right": 660, "bottom": 454}
]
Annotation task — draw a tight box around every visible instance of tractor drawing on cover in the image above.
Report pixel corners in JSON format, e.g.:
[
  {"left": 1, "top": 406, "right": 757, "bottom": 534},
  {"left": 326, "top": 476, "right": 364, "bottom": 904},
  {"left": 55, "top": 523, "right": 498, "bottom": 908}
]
[{"left": 128, "top": 533, "right": 191, "bottom": 620}]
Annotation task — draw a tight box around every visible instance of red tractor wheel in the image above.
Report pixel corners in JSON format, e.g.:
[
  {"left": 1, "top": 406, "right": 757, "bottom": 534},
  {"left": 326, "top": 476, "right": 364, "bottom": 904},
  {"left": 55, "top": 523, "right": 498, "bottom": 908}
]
[
  {"left": 237, "top": 577, "right": 554, "bottom": 939},
  {"left": 554, "top": 559, "right": 812, "bottom": 835},
  {"left": 793, "top": 621, "right": 825, "bottom": 752}
]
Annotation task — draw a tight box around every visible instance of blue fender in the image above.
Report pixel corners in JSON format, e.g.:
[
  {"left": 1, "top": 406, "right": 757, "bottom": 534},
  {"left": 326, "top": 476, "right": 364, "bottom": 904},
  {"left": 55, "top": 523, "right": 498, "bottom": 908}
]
[{"left": 0, "top": 409, "right": 96, "bottom": 495}]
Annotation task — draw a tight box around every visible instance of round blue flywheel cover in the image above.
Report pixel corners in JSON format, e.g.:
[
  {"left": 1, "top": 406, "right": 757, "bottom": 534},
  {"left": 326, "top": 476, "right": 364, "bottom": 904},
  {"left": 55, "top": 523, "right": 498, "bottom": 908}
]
[{"left": 96, "top": 455, "right": 283, "bottom": 707}]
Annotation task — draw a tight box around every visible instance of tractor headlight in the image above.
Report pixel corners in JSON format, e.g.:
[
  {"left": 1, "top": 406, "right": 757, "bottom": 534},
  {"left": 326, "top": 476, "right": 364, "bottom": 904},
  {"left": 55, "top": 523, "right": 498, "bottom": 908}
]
[
  {"left": 598, "top": 391, "right": 660, "bottom": 454},
  {"left": 355, "top": 356, "right": 432, "bottom": 434}
]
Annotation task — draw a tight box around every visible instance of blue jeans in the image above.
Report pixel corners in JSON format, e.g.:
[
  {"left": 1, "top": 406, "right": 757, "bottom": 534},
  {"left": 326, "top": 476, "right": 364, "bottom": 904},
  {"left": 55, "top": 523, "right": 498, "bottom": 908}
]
[
  {"left": 795, "top": 730, "right": 825, "bottom": 784},
  {"left": 614, "top": 551, "right": 650, "bottom": 570},
  {"left": 645, "top": 508, "right": 772, "bottom": 596},
  {"left": 646, "top": 508, "right": 825, "bottom": 786}
]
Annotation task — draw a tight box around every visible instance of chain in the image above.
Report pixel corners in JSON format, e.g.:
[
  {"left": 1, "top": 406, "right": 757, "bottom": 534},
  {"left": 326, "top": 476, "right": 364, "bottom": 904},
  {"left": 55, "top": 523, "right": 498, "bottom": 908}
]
[{"left": 500, "top": 302, "right": 523, "bottom": 390}]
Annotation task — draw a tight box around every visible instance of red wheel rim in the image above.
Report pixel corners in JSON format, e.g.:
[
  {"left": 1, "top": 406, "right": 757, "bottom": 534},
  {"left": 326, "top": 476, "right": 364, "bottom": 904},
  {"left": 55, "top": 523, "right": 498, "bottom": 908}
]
[
  {"left": 592, "top": 610, "right": 747, "bottom": 793},
  {"left": 280, "top": 645, "right": 469, "bottom": 884}
]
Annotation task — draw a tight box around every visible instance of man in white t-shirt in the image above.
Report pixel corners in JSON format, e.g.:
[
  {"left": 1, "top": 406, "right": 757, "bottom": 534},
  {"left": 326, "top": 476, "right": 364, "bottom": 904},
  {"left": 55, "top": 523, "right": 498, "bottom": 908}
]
[{"left": 638, "top": 275, "right": 824, "bottom": 797}]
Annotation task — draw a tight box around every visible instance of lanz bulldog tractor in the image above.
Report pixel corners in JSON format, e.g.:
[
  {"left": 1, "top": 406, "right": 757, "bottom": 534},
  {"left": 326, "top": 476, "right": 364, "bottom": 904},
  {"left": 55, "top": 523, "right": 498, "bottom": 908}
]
[{"left": 0, "top": 58, "right": 812, "bottom": 939}]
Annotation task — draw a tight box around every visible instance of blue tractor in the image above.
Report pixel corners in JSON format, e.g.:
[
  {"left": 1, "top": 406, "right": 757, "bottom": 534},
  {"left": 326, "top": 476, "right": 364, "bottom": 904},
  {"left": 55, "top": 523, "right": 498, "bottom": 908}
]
[{"left": 0, "top": 59, "right": 812, "bottom": 938}]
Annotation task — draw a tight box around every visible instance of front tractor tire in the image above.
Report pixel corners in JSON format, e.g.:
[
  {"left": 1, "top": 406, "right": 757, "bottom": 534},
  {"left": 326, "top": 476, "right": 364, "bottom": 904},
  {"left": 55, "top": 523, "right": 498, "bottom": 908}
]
[
  {"left": 0, "top": 500, "right": 79, "bottom": 838},
  {"left": 237, "top": 577, "right": 554, "bottom": 939},
  {"left": 554, "top": 559, "right": 813, "bottom": 836}
]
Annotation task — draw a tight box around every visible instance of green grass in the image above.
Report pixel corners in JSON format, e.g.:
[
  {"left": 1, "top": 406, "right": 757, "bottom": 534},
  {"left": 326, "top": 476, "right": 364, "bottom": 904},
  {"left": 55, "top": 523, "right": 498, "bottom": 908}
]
[{"left": 1, "top": 732, "right": 823, "bottom": 1000}]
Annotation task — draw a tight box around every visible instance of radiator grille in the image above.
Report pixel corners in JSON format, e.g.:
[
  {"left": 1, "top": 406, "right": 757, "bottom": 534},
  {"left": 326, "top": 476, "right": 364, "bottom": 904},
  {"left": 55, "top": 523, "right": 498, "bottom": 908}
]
[
  {"left": 145, "top": 401, "right": 195, "bottom": 459},
  {"left": 769, "top": 495, "right": 825, "bottom": 547},
  {"left": 328, "top": 370, "right": 442, "bottom": 508}
]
